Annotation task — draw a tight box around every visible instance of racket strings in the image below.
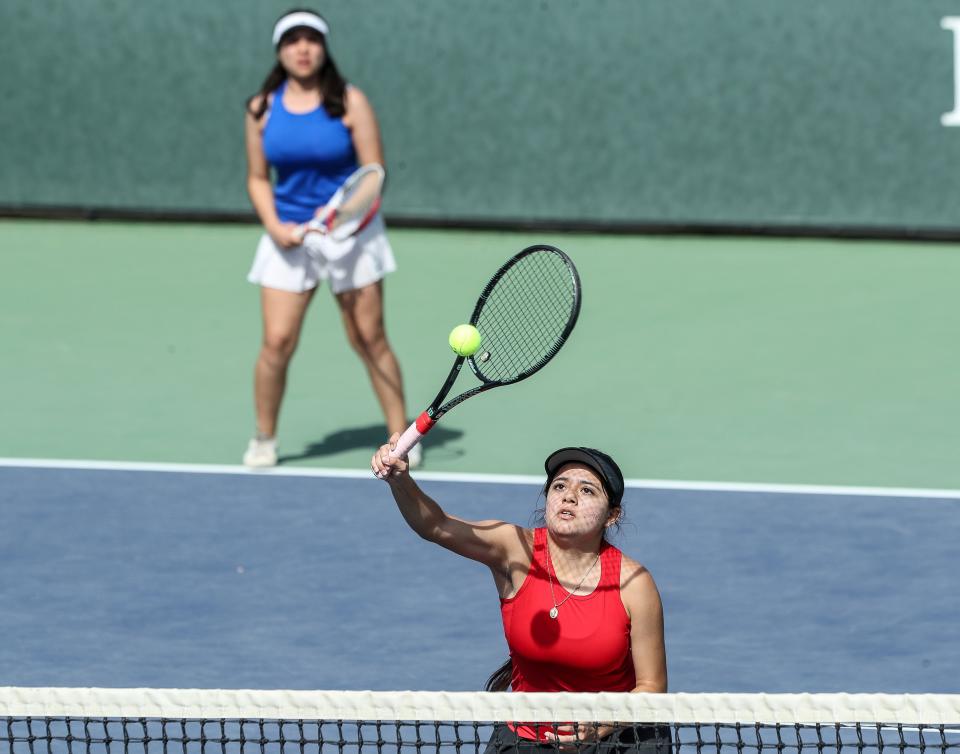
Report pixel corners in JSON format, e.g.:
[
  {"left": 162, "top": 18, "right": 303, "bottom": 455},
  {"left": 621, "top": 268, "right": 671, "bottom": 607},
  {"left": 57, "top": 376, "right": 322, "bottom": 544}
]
[
  {"left": 472, "top": 250, "right": 578, "bottom": 383},
  {"left": 310, "top": 164, "right": 384, "bottom": 242},
  {"left": 335, "top": 172, "right": 381, "bottom": 221},
  {"left": 479, "top": 292, "right": 569, "bottom": 377}
]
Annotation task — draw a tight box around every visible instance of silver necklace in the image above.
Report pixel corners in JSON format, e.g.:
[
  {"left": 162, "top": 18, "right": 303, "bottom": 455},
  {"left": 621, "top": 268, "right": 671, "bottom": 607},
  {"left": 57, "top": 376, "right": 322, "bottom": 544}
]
[{"left": 546, "top": 545, "right": 601, "bottom": 619}]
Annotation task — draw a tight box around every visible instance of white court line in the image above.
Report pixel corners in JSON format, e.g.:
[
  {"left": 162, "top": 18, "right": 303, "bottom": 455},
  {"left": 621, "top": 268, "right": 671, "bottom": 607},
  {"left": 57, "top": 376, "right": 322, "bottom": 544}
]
[{"left": 1, "top": 457, "right": 959, "bottom": 500}]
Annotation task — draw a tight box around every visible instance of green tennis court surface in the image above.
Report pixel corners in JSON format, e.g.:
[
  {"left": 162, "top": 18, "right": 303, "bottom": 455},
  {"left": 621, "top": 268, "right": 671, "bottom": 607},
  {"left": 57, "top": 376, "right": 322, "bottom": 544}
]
[{"left": 2, "top": 219, "right": 958, "bottom": 490}]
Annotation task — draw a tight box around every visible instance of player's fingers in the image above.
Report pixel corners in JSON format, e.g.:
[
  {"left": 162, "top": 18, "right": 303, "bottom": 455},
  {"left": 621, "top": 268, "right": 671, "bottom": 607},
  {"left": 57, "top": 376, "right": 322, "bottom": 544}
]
[
  {"left": 373, "top": 436, "right": 408, "bottom": 479},
  {"left": 372, "top": 443, "right": 394, "bottom": 479},
  {"left": 380, "top": 443, "right": 397, "bottom": 464},
  {"left": 371, "top": 448, "right": 385, "bottom": 473},
  {"left": 547, "top": 724, "right": 579, "bottom": 738},
  {"left": 575, "top": 723, "right": 598, "bottom": 741},
  {"left": 280, "top": 223, "right": 303, "bottom": 248}
]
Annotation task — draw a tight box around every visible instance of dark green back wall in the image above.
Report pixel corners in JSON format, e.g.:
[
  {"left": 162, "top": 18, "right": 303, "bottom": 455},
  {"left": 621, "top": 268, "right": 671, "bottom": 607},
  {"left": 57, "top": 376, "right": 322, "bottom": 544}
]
[{"left": 3, "top": 1, "right": 959, "bottom": 230}]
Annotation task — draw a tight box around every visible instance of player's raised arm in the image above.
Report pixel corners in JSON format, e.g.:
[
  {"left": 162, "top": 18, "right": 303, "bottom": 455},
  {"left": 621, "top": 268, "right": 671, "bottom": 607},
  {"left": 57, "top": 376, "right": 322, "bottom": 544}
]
[{"left": 372, "top": 436, "right": 525, "bottom": 570}]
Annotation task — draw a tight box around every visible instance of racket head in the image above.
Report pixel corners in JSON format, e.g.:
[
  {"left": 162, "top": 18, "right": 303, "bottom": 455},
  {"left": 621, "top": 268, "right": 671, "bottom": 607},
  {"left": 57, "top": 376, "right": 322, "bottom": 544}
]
[
  {"left": 387, "top": 244, "right": 580, "bottom": 460},
  {"left": 312, "top": 163, "right": 385, "bottom": 241},
  {"left": 301, "top": 163, "right": 386, "bottom": 241},
  {"left": 463, "top": 244, "right": 581, "bottom": 388}
]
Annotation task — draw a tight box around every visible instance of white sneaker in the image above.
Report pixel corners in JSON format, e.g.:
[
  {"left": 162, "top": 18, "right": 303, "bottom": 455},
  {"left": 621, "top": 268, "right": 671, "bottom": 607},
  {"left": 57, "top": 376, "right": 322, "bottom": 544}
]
[
  {"left": 243, "top": 436, "right": 278, "bottom": 468},
  {"left": 406, "top": 443, "right": 423, "bottom": 469}
]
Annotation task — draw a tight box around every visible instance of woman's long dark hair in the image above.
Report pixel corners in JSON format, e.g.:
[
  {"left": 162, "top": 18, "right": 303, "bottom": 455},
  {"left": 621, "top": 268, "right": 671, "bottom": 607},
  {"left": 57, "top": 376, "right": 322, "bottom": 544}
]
[
  {"left": 246, "top": 10, "right": 347, "bottom": 120},
  {"left": 483, "top": 473, "right": 624, "bottom": 692},
  {"left": 485, "top": 658, "right": 513, "bottom": 692}
]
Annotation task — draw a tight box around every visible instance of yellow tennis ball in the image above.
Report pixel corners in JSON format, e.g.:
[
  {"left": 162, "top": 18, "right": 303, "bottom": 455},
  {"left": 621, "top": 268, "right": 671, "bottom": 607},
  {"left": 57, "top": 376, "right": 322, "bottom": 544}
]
[{"left": 448, "top": 324, "right": 482, "bottom": 357}]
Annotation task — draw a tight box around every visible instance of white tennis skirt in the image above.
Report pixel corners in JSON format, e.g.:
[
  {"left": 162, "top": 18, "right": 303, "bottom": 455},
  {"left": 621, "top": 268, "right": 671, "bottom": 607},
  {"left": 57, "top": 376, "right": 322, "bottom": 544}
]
[{"left": 247, "top": 214, "right": 397, "bottom": 294}]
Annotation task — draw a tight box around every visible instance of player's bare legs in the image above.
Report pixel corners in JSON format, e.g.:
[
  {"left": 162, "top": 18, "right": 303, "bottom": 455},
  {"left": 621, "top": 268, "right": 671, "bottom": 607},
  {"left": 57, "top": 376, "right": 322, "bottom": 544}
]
[
  {"left": 336, "top": 281, "right": 408, "bottom": 436},
  {"left": 254, "top": 286, "right": 315, "bottom": 438}
]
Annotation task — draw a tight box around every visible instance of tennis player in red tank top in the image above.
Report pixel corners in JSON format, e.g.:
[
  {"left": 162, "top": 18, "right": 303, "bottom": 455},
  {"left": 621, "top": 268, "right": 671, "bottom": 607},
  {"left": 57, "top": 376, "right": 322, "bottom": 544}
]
[{"left": 372, "top": 442, "right": 669, "bottom": 753}]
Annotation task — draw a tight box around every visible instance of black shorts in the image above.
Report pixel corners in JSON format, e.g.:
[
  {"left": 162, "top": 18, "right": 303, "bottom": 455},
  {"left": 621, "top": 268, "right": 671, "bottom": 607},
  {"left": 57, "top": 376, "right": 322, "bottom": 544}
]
[{"left": 484, "top": 722, "right": 673, "bottom": 754}]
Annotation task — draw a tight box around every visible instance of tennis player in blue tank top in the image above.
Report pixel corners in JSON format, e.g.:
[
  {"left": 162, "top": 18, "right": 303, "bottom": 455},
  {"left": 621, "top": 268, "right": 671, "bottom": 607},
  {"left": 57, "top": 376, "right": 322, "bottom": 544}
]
[
  {"left": 261, "top": 79, "right": 356, "bottom": 225},
  {"left": 243, "top": 9, "right": 418, "bottom": 469}
]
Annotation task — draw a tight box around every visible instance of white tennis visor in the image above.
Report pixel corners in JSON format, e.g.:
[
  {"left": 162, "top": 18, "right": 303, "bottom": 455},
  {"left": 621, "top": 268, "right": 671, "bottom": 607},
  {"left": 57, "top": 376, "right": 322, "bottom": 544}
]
[{"left": 272, "top": 12, "right": 329, "bottom": 45}]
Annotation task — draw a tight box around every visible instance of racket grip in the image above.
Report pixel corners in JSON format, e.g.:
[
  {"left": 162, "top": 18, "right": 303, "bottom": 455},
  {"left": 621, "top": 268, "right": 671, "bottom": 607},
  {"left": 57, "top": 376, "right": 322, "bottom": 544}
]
[
  {"left": 390, "top": 427, "right": 422, "bottom": 460},
  {"left": 390, "top": 412, "right": 436, "bottom": 460}
]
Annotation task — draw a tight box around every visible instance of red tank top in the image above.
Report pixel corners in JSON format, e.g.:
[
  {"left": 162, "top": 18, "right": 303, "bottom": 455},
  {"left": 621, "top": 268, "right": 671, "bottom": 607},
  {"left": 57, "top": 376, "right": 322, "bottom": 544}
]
[{"left": 500, "top": 528, "right": 635, "bottom": 737}]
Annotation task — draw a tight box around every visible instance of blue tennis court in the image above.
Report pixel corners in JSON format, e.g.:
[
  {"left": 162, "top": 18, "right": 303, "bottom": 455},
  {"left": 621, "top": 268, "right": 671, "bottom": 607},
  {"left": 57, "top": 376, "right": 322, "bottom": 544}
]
[
  {"left": 2, "top": 465, "right": 956, "bottom": 693},
  {"left": 4, "top": 3, "right": 960, "bottom": 746}
]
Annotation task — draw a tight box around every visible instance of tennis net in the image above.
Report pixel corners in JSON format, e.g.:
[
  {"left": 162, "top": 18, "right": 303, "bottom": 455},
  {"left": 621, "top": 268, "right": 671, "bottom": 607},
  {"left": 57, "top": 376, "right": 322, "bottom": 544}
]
[{"left": 2, "top": 688, "right": 958, "bottom": 754}]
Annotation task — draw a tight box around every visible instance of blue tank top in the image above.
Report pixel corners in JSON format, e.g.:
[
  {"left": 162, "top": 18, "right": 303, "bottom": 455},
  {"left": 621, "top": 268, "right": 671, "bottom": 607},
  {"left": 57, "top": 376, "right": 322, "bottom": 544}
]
[{"left": 262, "top": 81, "right": 358, "bottom": 223}]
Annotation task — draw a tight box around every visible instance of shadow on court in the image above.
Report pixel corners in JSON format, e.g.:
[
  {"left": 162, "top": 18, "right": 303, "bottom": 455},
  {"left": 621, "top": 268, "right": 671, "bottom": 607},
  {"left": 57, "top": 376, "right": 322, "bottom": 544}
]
[{"left": 278, "top": 423, "right": 465, "bottom": 463}]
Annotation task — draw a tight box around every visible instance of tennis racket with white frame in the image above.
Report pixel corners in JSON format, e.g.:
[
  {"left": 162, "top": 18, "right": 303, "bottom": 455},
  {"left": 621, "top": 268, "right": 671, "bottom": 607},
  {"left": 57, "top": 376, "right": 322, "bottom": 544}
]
[
  {"left": 294, "top": 163, "right": 385, "bottom": 248},
  {"left": 385, "top": 244, "right": 581, "bottom": 467}
]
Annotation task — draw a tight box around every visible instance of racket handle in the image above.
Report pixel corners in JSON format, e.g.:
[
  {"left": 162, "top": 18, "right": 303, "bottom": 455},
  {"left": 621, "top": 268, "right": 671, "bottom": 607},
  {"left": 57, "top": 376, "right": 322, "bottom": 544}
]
[
  {"left": 371, "top": 413, "right": 436, "bottom": 485},
  {"left": 295, "top": 208, "right": 334, "bottom": 242},
  {"left": 376, "top": 414, "right": 434, "bottom": 479},
  {"left": 390, "top": 426, "right": 423, "bottom": 460},
  {"left": 390, "top": 412, "right": 436, "bottom": 460}
]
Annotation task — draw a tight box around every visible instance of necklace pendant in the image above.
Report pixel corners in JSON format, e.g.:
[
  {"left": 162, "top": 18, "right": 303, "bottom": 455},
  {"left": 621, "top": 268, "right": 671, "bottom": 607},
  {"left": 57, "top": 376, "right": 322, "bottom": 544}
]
[{"left": 549, "top": 606, "right": 559, "bottom": 619}]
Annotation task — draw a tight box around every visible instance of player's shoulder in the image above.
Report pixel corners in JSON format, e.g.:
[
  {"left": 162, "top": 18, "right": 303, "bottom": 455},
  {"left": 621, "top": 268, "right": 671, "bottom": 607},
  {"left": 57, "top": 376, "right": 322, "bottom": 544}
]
[
  {"left": 492, "top": 521, "right": 534, "bottom": 543},
  {"left": 344, "top": 84, "right": 373, "bottom": 111},
  {"left": 618, "top": 551, "right": 658, "bottom": 593},
  {"left": 246, "top": 92, "right": 271, "bottom": 120},
  {"left": 487, "top": 522, "right": 534, "bottom": 555},
  {"left": 466, "top": 520, "right": 532, "bottom": 566},
  {"left": 464, "top": 519, "right": 530, "bottom": 544},
  {"left": 344, "top": 83, "right": 365, "bottom": 98}
]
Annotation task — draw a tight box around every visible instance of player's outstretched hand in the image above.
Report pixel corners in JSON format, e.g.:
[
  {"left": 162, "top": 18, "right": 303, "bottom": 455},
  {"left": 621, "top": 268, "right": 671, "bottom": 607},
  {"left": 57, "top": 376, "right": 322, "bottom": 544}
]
[{"left": 372, "top": 433, "right": 409, "bottom": 481}]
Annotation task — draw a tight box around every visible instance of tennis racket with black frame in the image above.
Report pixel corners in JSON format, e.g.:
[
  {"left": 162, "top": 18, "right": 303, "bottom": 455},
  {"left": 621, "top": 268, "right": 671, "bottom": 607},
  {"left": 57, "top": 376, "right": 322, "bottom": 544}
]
[
  {"left": 294, "top": 163, "right": 384, "bottom": 249},
  {"left": 386, "top": 244, "right": 581, "bottom": 466}
]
